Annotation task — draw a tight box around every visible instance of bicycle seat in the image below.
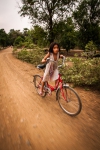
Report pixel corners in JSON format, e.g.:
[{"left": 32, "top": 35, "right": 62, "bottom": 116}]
[{"left": 37, "top": 64, "right": 46, "bottom": 69}]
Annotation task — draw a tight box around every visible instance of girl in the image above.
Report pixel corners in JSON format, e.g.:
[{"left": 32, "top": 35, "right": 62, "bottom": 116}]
[{"left": 40, "top": 42, "right": 64, "bottom": 95}]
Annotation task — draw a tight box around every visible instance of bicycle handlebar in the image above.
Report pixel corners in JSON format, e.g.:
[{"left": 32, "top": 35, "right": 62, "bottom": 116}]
[{"left": 37, "top": 56, "right": 65, "bottom": 69}]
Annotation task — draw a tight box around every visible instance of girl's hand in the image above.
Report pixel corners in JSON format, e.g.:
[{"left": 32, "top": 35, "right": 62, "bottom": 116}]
[
  {"left": 41, "top": 59, "right": 46, "bottom": 63},
  {"left": 60, "top": 55, "right": 65, "bottom": 58},
  {"left": 41, "top": 52, "right": 50, "bottom": 63}
]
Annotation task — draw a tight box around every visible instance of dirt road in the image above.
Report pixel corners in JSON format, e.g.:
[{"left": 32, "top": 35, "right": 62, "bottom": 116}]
[{"left": 0, "top": 47, "right": 100, "bottom": 150}]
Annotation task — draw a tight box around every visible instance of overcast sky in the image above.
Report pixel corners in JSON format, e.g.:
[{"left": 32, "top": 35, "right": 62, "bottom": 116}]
[{"left": 0, "top": 0, "right": 31, "bottom": 33}]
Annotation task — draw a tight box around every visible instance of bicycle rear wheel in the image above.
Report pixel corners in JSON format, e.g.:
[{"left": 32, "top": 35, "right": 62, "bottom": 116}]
[
  {"left": 57, "top": 85, "right": 82, "bottom": 116},
  {"left": 33, "top": 75, "right": 46, "bottom": 97}
]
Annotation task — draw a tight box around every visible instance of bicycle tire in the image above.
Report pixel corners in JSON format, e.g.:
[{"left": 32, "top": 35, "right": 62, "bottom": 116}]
[
  {"left": 56, "top": 85, "right": 82, "bottom": 116},
  {"left": 33, "top": 75, "right": 46, "bottom": 97}
]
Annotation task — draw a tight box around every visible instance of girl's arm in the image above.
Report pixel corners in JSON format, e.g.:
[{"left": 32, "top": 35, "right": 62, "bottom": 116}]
[
  {"left": 60, "top": 54, "right": 65, "bottom": 58},
  {"left": 41, "top": 52, "right": 50, "bottom": 63}
]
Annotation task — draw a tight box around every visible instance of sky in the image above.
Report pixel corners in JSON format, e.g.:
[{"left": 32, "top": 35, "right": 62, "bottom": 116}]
[{"left": 0, "top": 0, "right": 31, "bottom": 33}]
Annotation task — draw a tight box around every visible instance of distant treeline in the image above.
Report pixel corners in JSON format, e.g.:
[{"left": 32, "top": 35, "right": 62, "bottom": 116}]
[{"left": 0, "top": 0, "right": 100, "bottom": 51}]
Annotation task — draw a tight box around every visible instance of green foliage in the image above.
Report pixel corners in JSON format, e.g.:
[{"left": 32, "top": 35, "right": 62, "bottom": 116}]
[
  {"left": 14, "top": 45, "right": 100, "bottom": 87},
  {"left": 14, "top": 36, "right": 24, "bottom": 47},
  {"left": 0, "top": 29, "right": 8, "bottom": 47},
  {"left": 81, "top": 41, "right": 97, "bottom": 58},
  {"left": 85, "top": 41, "right": 97, "bottom": 52},
  {"left": 28, "top": 43, "right": 35, "bottom": 49},
  {"left": 14, "top": 46, "right": 44, "bottom": 65},
  {"left": 1, "top": 1, "right": 100, "bottom": 50},
  {"left": 73, "top": 0, "right": 100, "bottom": 49},
  {"left": 8, "top": 29, "right": 24, "bottom": 46},
  {"left": 12, "top": 47, "right": 17, "bottom": 54},
  {"left": 17, "top": 48, "right": 28, "bottom": 61},
  {"left": 60, "top": 57, "right": 100, "bottom": 87},
  {"left": 13, "top": 26, "right": 48, "bottom": 48},
  {"left": 53, "top": 18, "right": 76, "bottom": 51},
  {"left": 19, "top": 0, "right": 76, "bottom": 42},
  {"left": 29, "top": 26, "right": 47, "bottom": 47}
]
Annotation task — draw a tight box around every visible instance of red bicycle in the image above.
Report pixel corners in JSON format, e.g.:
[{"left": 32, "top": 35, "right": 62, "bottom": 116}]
[{"left": 33, "top": 58, "right": 82, "bottom": 116}]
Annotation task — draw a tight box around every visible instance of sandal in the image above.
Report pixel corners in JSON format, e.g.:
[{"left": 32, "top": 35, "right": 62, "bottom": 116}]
[{"left": 39, "top": 91, "right": 44, "bottom": 96}]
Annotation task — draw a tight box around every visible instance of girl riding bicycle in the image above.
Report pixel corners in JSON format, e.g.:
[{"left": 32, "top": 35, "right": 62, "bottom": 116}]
[
  {"left": 34, "top": 43, "right": 82, "bottom": 115},
  {"left": 40, "top": 42, "right": 64, "bottom": 95}
]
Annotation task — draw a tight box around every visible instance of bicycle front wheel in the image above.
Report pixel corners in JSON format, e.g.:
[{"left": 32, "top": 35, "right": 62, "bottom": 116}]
[
  {"left": 33, "top": 75, "right": 46, "bottom": 97},
  {"left": 57, "top": 86, "right": 82, "bottom": 116}
]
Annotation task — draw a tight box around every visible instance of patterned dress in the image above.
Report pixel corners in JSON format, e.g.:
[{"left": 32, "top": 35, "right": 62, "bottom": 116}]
[{"left": 42, "top": 53, "right": 59, "bottom": 82}]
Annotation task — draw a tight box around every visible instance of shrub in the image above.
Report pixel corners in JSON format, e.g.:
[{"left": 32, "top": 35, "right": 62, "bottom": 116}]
[
  {"left": 85, "top": 41, "right": 97, "bottom": 52},
  {"left": 60, "top": 57, "right": 100, "bottom": 87},
  {"left": 13, "top": 45, "right": 100, "bottom": 88},
  {"left": 15, "top": 46, "right": 44, "bottom": 65},
  {"left": 83, "top": 41, "right": 97, "bottom": 58},
  {"left": 12, "top": 47, "right": 17, "bottom": 54}
]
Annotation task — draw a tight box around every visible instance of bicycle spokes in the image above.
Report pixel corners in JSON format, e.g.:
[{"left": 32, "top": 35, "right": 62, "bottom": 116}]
[{"left": 57, "top": 86, "right": 82, "bottom": 116}]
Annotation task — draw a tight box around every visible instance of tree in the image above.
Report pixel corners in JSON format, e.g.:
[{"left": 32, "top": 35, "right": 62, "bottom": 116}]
[
  {"left": 8, "top": 29, "right": 23, "bottom": 46},
  {"left": 30, "top": 25, "right": 47, "bottom": 46},
  {"left": 23, "top": 28, "right": 29, "bottom": 37},
  {"left": 0, "top": 29, "right": 8, "bottom": 47},
  {"left": 19, "top": 0, "right": 76, "bottom": 43},
  {"left": 53, "top": 18, "right": 76, "bottom": 51},
  {"left": 14, "top": 36, "right": 24, "bottom": 46},
  {"left": 73, "top": 0, "right": 100, "bottom": 49},
  {"left": 21, "top": 26, "right": 47, "bottom": 47}
]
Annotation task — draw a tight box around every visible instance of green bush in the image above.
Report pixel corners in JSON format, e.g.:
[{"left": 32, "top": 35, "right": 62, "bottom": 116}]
[
  {"left": 15, "top": 46, "right": 44, "bottom": 65},
  {"left": 12, "top": 47, "right": 17, "bottom": 54},
  {"left": 83, "top": 41, "right": 97, "bottom": 58},
  {"left": 60, "top": 57, "right": 100, "bottom": 87},
  {"left": 17, "top": 49, "right": 28, "bottom": 60},
  {"left": 13, "top": 45, "right": 100, "bottom": 88},
  {"left": 85, "top": 41, "right": 97, "bottom": 52}
]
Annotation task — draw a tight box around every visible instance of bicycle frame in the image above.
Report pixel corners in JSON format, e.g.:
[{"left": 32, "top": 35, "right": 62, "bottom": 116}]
[
  {"left": 45, "top": 73, "right": 63, "bottom": 92},
  {"left": 40, "top": 73, "right": 68, "bottom": 102}
]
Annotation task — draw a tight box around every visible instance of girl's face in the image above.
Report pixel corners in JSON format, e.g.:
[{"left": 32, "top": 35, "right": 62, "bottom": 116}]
[{"left": 53, "top": 44, "right": 59, "bottom": 54}]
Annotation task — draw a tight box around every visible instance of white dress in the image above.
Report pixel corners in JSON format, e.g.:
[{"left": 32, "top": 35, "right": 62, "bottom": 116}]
[{"left": 42, "top": 53, "right": 59, "bottom": 82}]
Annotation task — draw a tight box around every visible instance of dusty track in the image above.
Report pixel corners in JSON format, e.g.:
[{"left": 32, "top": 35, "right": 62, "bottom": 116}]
[{"left": 0, "top": 47, "right": 100, "bottom": 150}]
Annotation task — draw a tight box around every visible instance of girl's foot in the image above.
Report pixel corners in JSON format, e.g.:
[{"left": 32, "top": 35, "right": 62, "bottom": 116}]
[
  {"left": 39, "top": 91, "right": 43, "bottom": 95},
  {"left": 39, "top": 90, "right": 44, "bottom": 96}
]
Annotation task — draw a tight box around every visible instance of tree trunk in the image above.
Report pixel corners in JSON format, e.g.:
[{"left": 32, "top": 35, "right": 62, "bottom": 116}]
[{"left": 48, "top": 9, "right": 54, "bottom": 43}]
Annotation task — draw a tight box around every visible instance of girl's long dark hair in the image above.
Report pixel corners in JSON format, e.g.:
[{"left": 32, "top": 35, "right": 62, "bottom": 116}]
[{"left": 49, "top": 42, "right": 60, "bottom": 53}]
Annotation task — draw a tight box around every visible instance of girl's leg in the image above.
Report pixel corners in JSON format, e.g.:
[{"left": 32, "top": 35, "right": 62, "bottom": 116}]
[{"left": 40, "top": 81, "right": 45, "bottom": 93}]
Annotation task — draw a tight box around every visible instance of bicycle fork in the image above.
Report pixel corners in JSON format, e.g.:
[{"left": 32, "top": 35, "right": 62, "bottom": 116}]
[{"left": 56, "top": 86, "right": 69, "bottom": 102}]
